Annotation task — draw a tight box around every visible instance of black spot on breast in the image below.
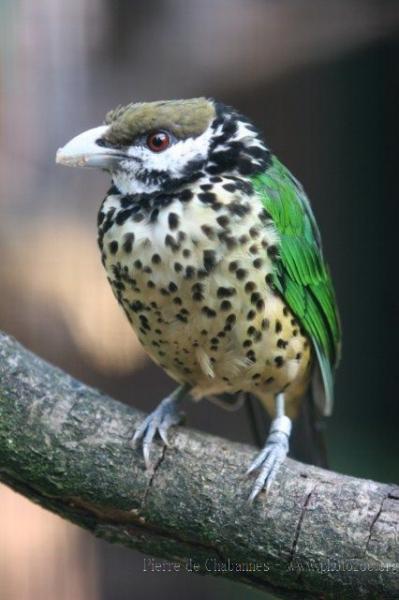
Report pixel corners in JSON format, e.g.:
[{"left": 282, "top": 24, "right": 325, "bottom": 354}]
[
  {"left": 168, "top": 212, "right": 180, "bottom": 230},
  {"left": 275, "top": 320, "right": 282, "bottom": 333},
  {"left": 220, "top": 300, "right": 232, "bottom": 311},
  {"left": 217, "top": 286, "right": 236, "bottom": 298},
  {"left": 176, "top": 313, "right": 188, "bottom": 323},
  {"left": 179, "top": 189, "right": 193, "bottom": 202},
  {"left": 228, "top": 202, "right": 250, "bottom": 217},
  {"left": 223, "top": 183, "right": 236, "bottom": 193},
  {"left": 256, "top": 299, "right": 265, "bottom": 312},
  {"left": 192, "top": 282, "right": 205, "bottom": 302},
  {"left": 174, "top": 262, "right": 183, "bottom": 272},
  {"left": 249, "top": 227, "right": 259, "bottom": 239},
  {"left": 229, "top": 260, "right": 239, "bottom": 272},
  {"left": 133, "top": 213, "right": 144, "bottom": 223},
  {"left": 122, "top": 233, "right": 134, "bottom": 253},
  {"left": 185, "top": 266, "right": 196, "bottom": 279},
  {"left": 247, "top": 310, "right": 256, "bottom": 320},
  {"left": 193, "top": 292, "right": 204, "bottom": 302},
  {"left": 109, "top": 240, "right": 118, "bottom": 254},
  {"left": 202, "top": 306, "right": 217, "bottom": 318},
  {"left": 198, "top": 192, "right": 217, "bottom": 204},
  {"left": 168, "top": 282, "right": 178, "bottom": 293},
  {"left": 151, "top": 253, "right": 161, "bottom": 264},
  {"left": 216, "top": 215, "right": 230, "bottom": 228},
  {"left": 274, "top": 356, "right": 284, "bottom": 368},
  {"left": 201, "top": 225, "right": 215, "bottom": 239},
  {"left": 245, "top": 281, "right": 256, "bottom": 293},
  {"left": 277, "top": 339, "right": 288, "bottom": 349},
  {"left": 267, "top": 245, "right": 278, "bottom": 260},
  {"left": 246, "top": 350, "right": 256, "bottom": 361},
  {"left": 250, "top": 292, "right": 261, "bottom": 305},
  {"left": 165, "top": 234, "right": 180, "bottom": 252},
  {"left": 236, "top": 268, "right": 248, "bottom": 281},
  {"left": 253, "top": 258, "right": 263, "bottom": 269},
  {"left": 200, "top": 183, "right": 213, "bottom": 191},
  {"left": 218, "top": 232, "right": 237, "bottom": 249},
  {"left": 203, "top": 249, "right": 217, "bottom": 271},
  {"left": 134, "top": 259, "right": 142, "bottom": 269}
]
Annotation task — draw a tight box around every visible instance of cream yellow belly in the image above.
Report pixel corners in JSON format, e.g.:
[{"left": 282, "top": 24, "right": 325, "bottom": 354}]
[{"left": 101, "top": 180, "right": 312, "bottom": 417}]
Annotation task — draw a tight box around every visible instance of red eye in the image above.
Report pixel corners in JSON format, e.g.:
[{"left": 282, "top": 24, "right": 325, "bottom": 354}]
[{"left": 146, "top": 131, "right": 170, "bottom": 152}]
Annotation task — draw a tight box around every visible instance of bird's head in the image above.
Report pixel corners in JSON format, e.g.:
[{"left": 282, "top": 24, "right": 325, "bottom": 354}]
[{"left": 56, "top": 98, "right": 269, "bottom": 195}]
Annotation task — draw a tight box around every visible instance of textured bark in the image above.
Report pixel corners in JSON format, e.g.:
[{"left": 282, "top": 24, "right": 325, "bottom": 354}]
[{"left": 0, "top": 331, "right": 398, "bottom": 599}]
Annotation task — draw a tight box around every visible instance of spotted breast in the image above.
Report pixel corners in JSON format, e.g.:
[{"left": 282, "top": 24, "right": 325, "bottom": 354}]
[{"left": 98, "top": 175, "right": 312, "bottom": 418}]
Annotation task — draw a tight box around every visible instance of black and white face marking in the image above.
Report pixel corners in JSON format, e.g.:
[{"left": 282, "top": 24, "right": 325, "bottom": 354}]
[
  {"left": 101, "top": 125, "right": 214, "bottom": 195},
  {"left": 56, "top": 99, "right": 270, "bottom": 196}
]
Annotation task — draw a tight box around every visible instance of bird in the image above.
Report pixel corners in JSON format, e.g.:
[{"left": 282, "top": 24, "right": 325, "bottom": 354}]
[{"left": 56, "top": 98, "right": 340, "bottom": 502}]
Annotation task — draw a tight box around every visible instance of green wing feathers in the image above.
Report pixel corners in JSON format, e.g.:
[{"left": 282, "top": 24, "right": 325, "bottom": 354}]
[{"left": 252, "top": 157, "right": 341, "bottom": 415}]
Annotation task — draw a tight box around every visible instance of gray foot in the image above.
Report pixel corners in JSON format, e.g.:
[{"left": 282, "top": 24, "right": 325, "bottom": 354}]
[
  {"left": 131, "top": 386, "right": 187, "bottom": 470},
  {"left": 247, "top": 415, "right": 291, "bottom": 503}
]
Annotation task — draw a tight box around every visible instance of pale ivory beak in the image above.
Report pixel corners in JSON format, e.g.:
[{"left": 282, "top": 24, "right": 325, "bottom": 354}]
[{"left": 55, "top": 125, "right": 125, "bottom": 169}]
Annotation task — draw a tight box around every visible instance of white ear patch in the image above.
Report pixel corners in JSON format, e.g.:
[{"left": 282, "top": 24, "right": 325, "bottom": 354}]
[{"left": 113, "top": 125, "right": 214, "bottom": 195}]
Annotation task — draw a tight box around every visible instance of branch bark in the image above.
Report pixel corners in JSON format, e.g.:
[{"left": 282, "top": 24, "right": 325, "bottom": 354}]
[{"left": 0, "top": 331, "right": 398, "bottom": 599}]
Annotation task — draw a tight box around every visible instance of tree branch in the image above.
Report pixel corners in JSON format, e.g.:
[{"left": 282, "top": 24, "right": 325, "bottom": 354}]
[{"left": 0, "top": 331, "right": 397, "bottom": 599}]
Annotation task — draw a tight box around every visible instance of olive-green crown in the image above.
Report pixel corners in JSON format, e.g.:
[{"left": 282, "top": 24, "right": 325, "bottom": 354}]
[{"left": 103, "top": 98, "right": 215, "bottom": 146}]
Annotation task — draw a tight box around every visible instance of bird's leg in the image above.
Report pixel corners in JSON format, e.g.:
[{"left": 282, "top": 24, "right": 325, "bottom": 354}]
[
  {"left": 247, "top": 392, "right": 291, "bottom": 503},
  {"left": 131, "top": 383, "right": 190, "bottom": 470}
]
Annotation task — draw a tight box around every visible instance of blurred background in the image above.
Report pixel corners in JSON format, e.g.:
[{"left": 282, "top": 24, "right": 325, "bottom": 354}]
[{"left": 0, "top": 1, "right": 398, "bottom": 599}]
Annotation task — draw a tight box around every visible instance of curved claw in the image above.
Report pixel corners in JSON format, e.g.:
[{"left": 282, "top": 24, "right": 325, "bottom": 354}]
[
  {"left": 131, "top": 393, "right": 184, "bottom": 470},
  {"left": 158, "top": 411, "right": 181, "bottom": 446},
  {"left": 247, "top": 431, "right": 289, "bottom": 504}
]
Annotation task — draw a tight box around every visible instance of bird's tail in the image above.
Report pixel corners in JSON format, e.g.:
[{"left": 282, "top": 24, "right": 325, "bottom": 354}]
[{"left": 290, "top": 389, "right": 329, "bottom": 468}]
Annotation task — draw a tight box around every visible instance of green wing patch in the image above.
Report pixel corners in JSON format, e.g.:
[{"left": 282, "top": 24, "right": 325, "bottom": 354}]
[{"left": 252, "top": 156, "right": 341, "bottom": 414}]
